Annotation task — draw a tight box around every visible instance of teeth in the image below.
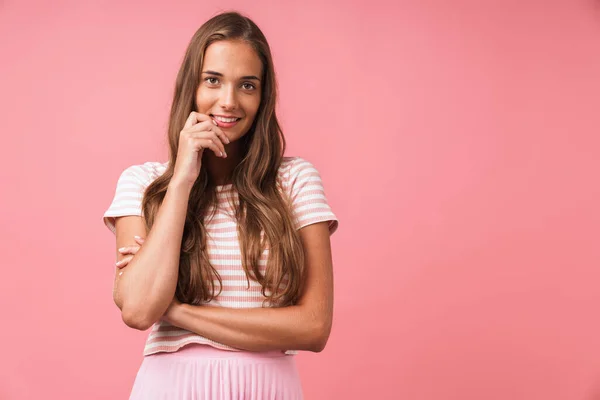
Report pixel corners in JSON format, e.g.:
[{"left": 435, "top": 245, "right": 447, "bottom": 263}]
[{"left": 214, "top": 116, "right": 239, "bottom": 123}]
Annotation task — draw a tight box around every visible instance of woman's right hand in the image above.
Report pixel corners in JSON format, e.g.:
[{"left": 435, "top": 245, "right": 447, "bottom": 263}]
[
  {"left": 171, "top": 112, "right": 230, "bottom": 188},
  {"left": 116, "top": 235, "right": 145, "bottom": 270}
]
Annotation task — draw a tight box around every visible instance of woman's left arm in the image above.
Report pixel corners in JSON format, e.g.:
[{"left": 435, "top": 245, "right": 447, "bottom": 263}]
[{"left": 164, "top": 221, "right": 334, "bottom": 353}]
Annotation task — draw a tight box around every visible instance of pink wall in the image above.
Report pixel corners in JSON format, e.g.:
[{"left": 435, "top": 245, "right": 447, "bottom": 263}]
[{"left": 1, "top": 0, "right": 599, "bottom": 399}]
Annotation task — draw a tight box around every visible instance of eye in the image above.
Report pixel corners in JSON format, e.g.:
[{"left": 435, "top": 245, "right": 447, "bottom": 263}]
[
  {"left": 205, "top": 77, "right": 219, "bottom": 85},
  {"left": 242, "top": 82, "right": 256, "bottom": 90}
]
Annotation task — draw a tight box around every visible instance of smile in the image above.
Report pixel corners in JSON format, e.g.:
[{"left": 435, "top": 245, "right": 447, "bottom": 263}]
[
  {"left": 213, "top": 115, "right": 241, "bottom": 123},
  {"left": 211, "top": 114, "right": 242, "bottom": 128}
]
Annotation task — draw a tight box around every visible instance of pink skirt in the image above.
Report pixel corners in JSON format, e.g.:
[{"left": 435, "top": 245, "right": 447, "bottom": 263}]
[{"left": 128, "top": 343, "right": 304, "bottom": 399}]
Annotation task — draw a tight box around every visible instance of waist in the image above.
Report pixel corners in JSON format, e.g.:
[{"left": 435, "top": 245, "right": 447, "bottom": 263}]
[{"left": 147, "top": 343, "right": 289, "bottom": 360}]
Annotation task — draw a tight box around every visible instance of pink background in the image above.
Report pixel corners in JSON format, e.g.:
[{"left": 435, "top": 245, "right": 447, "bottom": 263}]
[{"left": 1, "top": 0, "right": 600, "bottom": 399}]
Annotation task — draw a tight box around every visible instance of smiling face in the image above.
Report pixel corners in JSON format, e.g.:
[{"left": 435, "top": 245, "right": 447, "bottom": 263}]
[{"left": 196, "top": 39, "right": 263, "bottom": 144}]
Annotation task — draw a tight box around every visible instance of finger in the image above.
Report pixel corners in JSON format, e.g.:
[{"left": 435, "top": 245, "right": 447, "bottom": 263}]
[
  {"left": 183, "top": 112, "right": 198, "bottom": 130},
  {"left": 118, "top": 245, "right": 141, "bottom": 255},
  {"left": 115, "top": 255, "right": 133, "bottom": 269},
  {"left": 186, "top": 129, "right": 226, "bottom": 157},
  {"left": 214, "top": 125, "right": 230, "bottom": 145},
  {"left": 183, "top": 112, "right": 213, "bottom": 130},
  {"left": 134, "top": 236, "right": 145, "bottom": 244},
  {"left": 189, "top": 134, "right": 226, "bottom": 158},
  {"left": 205, "top": 132, "right": 227, "bottom": 157},
  {"left": 201, "top": 138, "right": 226, "bottom": 158},
  {"left": 184, "top": 120, "right": 214, "bottom": 135},
  {"left": 186, "top": 120, "right": 222, "bottom": 136},
  {"left": 208, "top": 121, "right": 230, "bottom": 145},
  {"left": 119, "top": 245, "right": 141, "bottom": 255},
  {"left": 191, "top": 112, "right": 214, "bottom": 127},
  {"left": 187, "top": 120, "right": 230, "bottom": 145}
]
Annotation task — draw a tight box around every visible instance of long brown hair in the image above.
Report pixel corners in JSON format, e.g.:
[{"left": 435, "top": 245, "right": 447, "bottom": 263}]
[{"left": 141, "top": 11, "right": 305, "bottom": 307}]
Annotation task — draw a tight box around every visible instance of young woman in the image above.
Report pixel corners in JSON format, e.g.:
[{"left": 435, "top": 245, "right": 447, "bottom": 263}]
[{"left": 102, "top": 11, "right": 339, "bottom": 400}]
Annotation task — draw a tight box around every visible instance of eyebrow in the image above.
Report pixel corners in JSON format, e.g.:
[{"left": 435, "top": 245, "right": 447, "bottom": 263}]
[{"left": 202, "top": 70, "right": 261, "bottom": 81}]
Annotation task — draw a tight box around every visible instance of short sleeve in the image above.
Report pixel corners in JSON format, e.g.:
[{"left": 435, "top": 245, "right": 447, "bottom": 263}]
[
  {"left": 288, "top": 157, "right": 339, "bottom": 235},
  {"left": 102, "top": 165, "right": 147, "bottom": 235}
]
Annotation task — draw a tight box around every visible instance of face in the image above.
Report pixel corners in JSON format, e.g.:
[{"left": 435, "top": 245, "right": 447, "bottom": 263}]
[{"left": 196, "top": 40, "right": 263, "bottom": 143}]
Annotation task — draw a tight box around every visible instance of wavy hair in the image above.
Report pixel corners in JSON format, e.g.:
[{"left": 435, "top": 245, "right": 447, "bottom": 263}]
[{"left": 140, "top": 11, "right": 305, "bottom": 307}]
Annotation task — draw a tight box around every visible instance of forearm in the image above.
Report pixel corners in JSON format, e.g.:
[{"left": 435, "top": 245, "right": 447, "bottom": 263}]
[
  {"left": 119, "top": 182, "right": 191, "bottom": 328},
  {"left": 168, "top": 304, "right": 331, "bottom": 352}
]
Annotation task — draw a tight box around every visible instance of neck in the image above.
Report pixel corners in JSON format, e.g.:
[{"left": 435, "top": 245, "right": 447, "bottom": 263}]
[{"left": 202, "top": 141, "right": 244, "bottom": 185}]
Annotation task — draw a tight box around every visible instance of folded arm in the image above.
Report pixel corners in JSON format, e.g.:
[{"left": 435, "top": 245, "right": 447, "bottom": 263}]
[
  {"left": 164, "top": 221, "right": 335, "bottom": 352},
  {"left": 114, "top": 181, "right": 192, "bottom": 330}
]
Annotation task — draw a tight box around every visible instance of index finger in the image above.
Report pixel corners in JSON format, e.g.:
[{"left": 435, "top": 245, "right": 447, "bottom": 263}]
[{"left": 183, "top": 112, "right": 212, "bottom": 130}]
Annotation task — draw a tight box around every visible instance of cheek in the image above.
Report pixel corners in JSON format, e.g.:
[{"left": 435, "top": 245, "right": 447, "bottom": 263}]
[
  {"left": 244, "top": 97, "right": 261, "bottom": 120},
  {"left": 195, "top": 88, "right": 215, "bottom": 110}
]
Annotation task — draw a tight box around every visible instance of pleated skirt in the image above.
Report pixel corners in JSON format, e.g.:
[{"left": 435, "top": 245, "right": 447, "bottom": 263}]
[{"left": 128, "top": 343, "right": 304, "bottom": 399}]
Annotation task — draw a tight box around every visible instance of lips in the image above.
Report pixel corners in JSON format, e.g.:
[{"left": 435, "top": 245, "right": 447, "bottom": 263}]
[{"left": 211, "top": 114, "right": 241, "bottom": 128}]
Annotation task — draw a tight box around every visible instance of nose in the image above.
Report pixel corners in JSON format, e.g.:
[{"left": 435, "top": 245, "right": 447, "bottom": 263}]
[{"left": 219, "top": 84, "right": 238, "bottom": 111}]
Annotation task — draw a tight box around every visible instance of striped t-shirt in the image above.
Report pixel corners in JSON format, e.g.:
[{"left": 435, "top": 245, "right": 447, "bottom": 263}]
[{"left": 103, "top": 156, "right": 339, "bottom": 356}]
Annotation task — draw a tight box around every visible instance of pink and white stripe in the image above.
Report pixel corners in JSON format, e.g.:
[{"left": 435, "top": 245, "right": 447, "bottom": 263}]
[{"left": 103, "top": 157, "right": 338, "bottom": 356}]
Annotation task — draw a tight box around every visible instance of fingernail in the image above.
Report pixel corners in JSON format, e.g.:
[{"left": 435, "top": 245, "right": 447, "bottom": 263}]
[
  {"left": 116, "top": 260, "right": 123, "bottom": 266},
  {"left": 212, "top": 119, "right": 218, "bottom": 126},
  {"left": 223, "top": 152, "right": 227, "bottom": 158},
  {"left": 134, "top": 235, "right": 142, "bottom": 240},
  {"left": 118, "top": 247, "right": 126, "bottom": 252}
]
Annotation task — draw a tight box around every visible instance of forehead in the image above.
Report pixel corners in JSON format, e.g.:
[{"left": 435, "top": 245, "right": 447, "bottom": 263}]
[{"left": 202, "top": 40, "right": 262, "bottom": 77}]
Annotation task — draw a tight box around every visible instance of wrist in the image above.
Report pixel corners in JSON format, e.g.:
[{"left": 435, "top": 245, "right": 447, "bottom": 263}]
[
  {"left": 165, "top": 302, "right": 186, "bottom": 326},
  {"left": 168, "top": 179, "right": 193, "bottom": 194}
]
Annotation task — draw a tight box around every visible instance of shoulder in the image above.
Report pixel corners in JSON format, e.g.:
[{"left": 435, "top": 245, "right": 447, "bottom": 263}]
[
  {"left": 279, "top": 156, "right": 339, "bottom": 234},
  {"left": 103, "top": 161, "right": 168, "bottom": 234},
  {"left": 117, "top": 161, "right": 169, "bottom": 187},
  {"left": 279, "top": 156, "right": 322, "bottom": 185}
]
